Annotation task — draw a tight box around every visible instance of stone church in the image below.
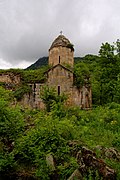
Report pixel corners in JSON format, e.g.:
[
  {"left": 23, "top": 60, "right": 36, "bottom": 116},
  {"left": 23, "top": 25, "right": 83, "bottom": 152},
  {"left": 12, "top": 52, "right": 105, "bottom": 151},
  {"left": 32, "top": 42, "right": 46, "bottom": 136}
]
[
  {"left": 0, "top": 34, "right": 92, "bottom": 109},
  {"left": 22, "top": 34, "right": 92, "bottom": 109}
]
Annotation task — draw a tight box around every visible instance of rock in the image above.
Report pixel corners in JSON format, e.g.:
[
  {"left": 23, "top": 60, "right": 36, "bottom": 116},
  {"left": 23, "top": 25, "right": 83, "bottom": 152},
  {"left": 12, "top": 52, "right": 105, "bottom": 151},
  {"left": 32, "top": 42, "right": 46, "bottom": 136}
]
[
  {"left": 104, "top": 147, "right": 120, "bottom": 161},
  {"left": 68, "top": 140, "right": 83, "bottom": 147},
  {"left": 46, "top": 154, "right": 56, "bottom": 171},
  {"left": 76, "top": 146, "right": 116, "bottom": 179},
  {"left": 95, "top": 146, "right": 120, "bottom": 162},
  {"left": 67, "top": 169, "right": 83, "bottom": 180},
  {"left": 76, "top": 150, "right": 85, "bottom": 167},
  {"left": 81, "top": 146, "right": 96, "bottom": 156},
  {"left": 105, "top": 166, "right": 116, "bottom": 180},
  {"left": 68, "top": 140, "right": 83, "bottom": 157},
  {"left": 46, "top": 154, "right": 59, "bottom": 180}
]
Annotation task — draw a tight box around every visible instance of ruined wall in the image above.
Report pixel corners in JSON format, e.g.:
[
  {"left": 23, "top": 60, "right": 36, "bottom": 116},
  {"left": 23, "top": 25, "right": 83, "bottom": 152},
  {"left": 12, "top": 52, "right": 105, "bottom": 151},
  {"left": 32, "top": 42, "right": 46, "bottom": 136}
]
[
  {"left": 81, "top": 85, "right": 92, "bottom": 109},
  {"left": 20, "top": 66, "right": 92, "bottom": 110},
  {"left": 0, "top": 73, "right": 21, "bottom": 84},
  {"left": 46, "top": 65, "right": 92, "bottom": 108},
  {"left": 0, "top": 33, "right": 92, "bottom": 110},
  {"left": 20, "top": 84, "right": 92, "bottom": 110},
  {"left": 20, "top": 66, "right": 74, "bottom": 109},
  {"left": 20, "top": 83, "right": 45, "bottom": 109},
  {"left": 0, "top": 70, "right": 92, "bottom": 110},
  {"left": 72, "top": 86, "right": 92, "bottom": 109},
  {"left": 49, "top": 46, "right": 74, "bottom": 67}
]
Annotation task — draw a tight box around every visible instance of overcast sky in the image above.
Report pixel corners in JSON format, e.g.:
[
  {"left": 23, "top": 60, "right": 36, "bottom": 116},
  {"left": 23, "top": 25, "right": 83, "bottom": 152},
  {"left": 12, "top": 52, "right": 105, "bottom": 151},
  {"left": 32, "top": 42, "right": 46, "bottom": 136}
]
[{"left": 0, "top": 0, "right": 120, "bottom": 69}]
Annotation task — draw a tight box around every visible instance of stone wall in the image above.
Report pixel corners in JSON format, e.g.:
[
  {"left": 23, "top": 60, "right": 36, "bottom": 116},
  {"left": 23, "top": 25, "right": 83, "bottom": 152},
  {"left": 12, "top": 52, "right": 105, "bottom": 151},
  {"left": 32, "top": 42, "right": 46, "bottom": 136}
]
[
  {"left": 0, "top": 73, "right": 21, "bottom": 84},
  {"left": 72, "top": 86, "right": 92, "bottom": 109},
  {"left": 49, "top": 46, "right": 74, "bottom": 67},
  {"left": 47, "top": 65, "right": 73, "bottom": 96},
  {"left": 0, "top": 67, "right": 91, "bottom": 110},
  {"left": 0, "top": 34, "right": 92, "bottom": 110},
  {"left": 20, "top": 83, "right": 45, "bottom": 109},
  {"left": 20, "top": 66, "right": 92, "bottom": 110}
]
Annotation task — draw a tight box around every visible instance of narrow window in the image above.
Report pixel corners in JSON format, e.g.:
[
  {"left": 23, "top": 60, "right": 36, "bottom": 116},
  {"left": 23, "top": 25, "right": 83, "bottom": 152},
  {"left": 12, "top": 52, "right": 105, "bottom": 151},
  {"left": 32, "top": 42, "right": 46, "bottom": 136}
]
[
  {"left": 29, "top": 85, "right": 32, "bottom": 98},
  {"left": 58, "top": 85, "right": 60, "bottom": 95},
  {"left": 68, "top": 72, "right": 70, "bottom": 78},
  {"left": 34, "top": 83, "right": 36, "bottom": 90},
  {"left": 33, "top": 83, "right": 36, "bottom": 101},
  {"left": 59, "top": 56, "right": 60, "bottom": 63}
]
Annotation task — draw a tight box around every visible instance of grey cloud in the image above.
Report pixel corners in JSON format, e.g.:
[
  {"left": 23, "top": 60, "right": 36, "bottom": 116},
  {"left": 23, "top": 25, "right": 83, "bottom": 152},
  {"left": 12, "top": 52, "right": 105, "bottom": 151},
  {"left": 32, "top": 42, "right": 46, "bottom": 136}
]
[{"left": 0, "top": 0, "right": 120, "bottom": 68}]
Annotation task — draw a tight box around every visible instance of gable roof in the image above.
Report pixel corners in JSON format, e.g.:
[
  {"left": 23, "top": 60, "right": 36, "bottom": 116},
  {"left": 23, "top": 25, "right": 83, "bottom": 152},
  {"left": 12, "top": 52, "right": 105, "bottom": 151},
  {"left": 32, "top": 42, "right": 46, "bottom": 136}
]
[{"left": 44, "top": 64, "right": 73, "bottom": 74}]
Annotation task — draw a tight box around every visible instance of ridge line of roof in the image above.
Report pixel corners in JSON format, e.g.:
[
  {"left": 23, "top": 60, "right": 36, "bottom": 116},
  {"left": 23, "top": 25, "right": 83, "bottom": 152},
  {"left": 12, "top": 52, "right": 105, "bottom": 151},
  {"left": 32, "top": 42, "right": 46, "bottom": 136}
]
[{"left": 44, "top": 63, "right": 73, "bottom": 74}]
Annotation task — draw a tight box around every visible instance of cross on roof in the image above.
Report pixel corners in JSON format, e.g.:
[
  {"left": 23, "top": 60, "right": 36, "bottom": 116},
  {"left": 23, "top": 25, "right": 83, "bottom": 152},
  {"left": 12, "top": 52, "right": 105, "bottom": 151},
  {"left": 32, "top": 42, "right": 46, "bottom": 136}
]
[{"left": 60, "top": 31, "right": 63, "bottom": 35}]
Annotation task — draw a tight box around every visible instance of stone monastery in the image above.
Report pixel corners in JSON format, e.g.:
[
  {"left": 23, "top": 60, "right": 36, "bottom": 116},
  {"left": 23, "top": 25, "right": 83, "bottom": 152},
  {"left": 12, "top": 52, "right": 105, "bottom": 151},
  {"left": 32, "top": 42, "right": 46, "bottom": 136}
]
[
  {"left": 23, "top": 34, "right": 92, "bottom": 109},
  {"left": 0, "top": 34, "right": 92, "bottom": 109}
]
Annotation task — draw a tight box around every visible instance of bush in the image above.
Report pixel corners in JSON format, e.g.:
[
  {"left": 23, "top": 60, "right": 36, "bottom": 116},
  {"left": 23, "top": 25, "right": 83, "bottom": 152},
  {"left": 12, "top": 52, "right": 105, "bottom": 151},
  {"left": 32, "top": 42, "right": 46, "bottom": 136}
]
[{"left": 13, "top": 85, "right": 32, "bottom": 101}]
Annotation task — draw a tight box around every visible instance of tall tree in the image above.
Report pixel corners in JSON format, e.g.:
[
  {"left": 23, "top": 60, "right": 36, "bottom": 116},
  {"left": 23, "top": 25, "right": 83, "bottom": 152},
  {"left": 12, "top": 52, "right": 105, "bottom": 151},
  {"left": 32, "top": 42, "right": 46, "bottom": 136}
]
[{"left": 98, "top": 41, "right": 120, "bottom": 104}]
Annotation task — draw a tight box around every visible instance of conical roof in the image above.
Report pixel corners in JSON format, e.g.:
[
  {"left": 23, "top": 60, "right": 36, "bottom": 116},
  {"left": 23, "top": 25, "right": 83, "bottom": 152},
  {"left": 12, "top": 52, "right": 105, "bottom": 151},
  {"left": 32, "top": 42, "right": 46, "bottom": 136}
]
[{"left": 49, "top": 35, "right": 72, "bottom": 50}]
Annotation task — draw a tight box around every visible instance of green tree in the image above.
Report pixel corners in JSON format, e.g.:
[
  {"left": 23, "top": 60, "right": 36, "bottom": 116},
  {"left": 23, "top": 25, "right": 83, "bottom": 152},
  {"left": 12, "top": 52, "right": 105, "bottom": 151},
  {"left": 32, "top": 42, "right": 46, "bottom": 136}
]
[
  {"left": 99, "top": 42, "right": 114, "bottom": 60},
  {"left": 98, "top": 41, "right": 120, "bottom": 104},
  {"left": 0, "top": 87, "right": 25, "bottom": 177},
  {"left": 74, "top": 62, "right": 90, "bottom": 88},
  {"left": 114, "top": 39, "right": 120, "bottom": 57},
  {"left": 40, "top": 86, "right": 66, "bottom": 112}
]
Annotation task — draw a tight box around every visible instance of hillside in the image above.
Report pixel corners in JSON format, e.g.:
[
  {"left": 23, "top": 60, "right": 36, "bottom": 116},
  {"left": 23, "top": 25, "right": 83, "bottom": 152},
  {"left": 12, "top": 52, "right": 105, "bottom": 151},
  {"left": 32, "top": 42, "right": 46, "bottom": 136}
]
[
  {"left": 26, "top": 56, "right": 48, "bottom": 70},
  {"left": 26, "top": 54, "right": 98, "bottom": 70},
  {"left": 0, "top": 86, "right": 120, "bottom": 179},
  {"left": 0, "top": 41, "right": 120, "bottom": 179}
]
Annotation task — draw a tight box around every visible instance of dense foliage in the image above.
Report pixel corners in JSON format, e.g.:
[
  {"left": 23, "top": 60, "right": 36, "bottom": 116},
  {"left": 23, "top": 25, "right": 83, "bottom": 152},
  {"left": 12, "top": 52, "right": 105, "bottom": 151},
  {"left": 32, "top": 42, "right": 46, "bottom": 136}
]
[
  {"left": 74, "top": 40, "right": 120, "bottom": 106},
  {"left": 0, "top": 66, "right": 50, "bottom": 100},
  {"left": 0, "top": 40, "right": 120, "bottom": 179},
  {"left": 0, "top": 85, "right": 120, "bottom": 179}
]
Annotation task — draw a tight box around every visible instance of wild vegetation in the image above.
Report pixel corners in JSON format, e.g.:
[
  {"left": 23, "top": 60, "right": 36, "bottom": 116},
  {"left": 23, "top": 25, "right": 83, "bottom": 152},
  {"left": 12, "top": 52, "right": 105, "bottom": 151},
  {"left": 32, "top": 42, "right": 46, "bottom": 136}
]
[{"left": 0, "top": 40, "right": 120, "bottom": 179}]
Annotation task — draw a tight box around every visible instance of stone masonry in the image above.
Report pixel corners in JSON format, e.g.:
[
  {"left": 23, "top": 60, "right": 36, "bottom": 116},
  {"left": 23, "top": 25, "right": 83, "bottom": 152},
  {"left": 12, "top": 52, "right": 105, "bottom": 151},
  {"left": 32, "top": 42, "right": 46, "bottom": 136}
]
[
  {"left": 0, "top": 34, "right": 92, "bottom": 109},
  {"left": 0, "top": 73, "right": 20, "bottom": 85},
  {"left": 23, "top": 34, "right": 92, "bottom": 109}
]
